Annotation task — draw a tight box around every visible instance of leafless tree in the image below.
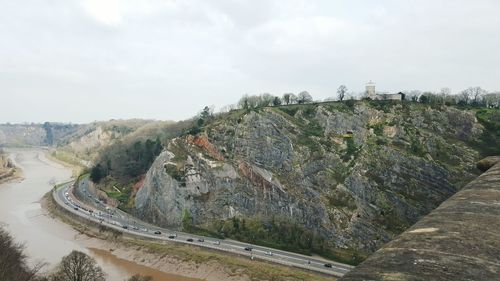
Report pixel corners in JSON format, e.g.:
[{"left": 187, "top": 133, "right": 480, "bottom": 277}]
[
  {"left": 0, "top": 228, "right": 45, "bottom": 281},
  {"left": 49, "top": 251, "right": 105, "bottom": 281},
  {"left": 470, "top": 87, "right": 486, "bottom": 104},
  {"left": 440, "top": 87, "right": 451, "bottom": 96},
  {"left": 337, "top": 85, "right": 348, "bottom": 101},
  {"left": 259, "top": 93, "right": 274, "bottom": 107},
  {"left": 459, "top": 89, "right": 471, "bottom": 104},
  {"left": 297, "top": 91, "right": 313, "bottom": 104}
]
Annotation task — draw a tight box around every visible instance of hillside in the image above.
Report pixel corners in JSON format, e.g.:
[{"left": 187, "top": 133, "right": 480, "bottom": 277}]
[
  {"left": 0, "top": 123, "right": 80, "bottom": 147},
  {"left": 51, "top": 119, "right": 165, "bottom": 166},
  {"left": 133, "top": 101, "right": 499, "bottom": 264},
  {"left": 0, "top": 120, "right": 173, "bottom": 168}
]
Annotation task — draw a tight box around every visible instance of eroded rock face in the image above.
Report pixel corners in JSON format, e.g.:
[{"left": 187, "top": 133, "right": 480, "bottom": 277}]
[{"left": 135, "top": 102, "right": 484, "bottom": 254}]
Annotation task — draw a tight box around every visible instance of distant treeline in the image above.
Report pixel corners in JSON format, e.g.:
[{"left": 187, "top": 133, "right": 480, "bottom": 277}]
[{"left": 214, "top": 86, "right": 500, "bottom": 113}]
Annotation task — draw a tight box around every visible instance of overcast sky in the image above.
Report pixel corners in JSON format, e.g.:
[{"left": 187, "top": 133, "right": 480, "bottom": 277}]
[{"left": 1, "top": 0, "right": 499, "bottom": 123}]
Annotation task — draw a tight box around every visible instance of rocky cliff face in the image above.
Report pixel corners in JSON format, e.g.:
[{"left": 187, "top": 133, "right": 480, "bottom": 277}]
[
  {"left": 0, "top": 123, "right": 80, "bottom": 146},
  {"left": 135, "top": 102, "right": 484, "bottom": 256}
]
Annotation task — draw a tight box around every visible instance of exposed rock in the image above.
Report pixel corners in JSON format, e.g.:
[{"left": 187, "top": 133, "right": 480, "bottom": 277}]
[{"left": 135, "top": 102, "right": 486, "bottom": 257}]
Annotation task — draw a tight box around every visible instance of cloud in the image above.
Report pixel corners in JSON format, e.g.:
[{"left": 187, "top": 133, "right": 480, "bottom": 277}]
[{"left": 1, "top": 0, "right": 500, "bottom": 123}]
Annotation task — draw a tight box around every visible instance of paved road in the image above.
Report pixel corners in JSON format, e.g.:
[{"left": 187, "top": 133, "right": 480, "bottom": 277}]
[{"left": 54, "top": 181, "right": 354, "bottom": 277}]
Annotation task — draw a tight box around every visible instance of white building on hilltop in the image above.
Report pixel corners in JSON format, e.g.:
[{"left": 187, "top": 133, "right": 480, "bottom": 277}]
[{"left": 365, "top": 81, "right": 404, "bottom": 101}]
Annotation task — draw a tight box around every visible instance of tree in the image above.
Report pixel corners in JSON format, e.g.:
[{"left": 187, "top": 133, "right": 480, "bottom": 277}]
[
  {"left": 200, "top": 106, "right": 212, "bottom": 120},
  {"left": 337, "top": 85, "right": 347, "bottom": 101},
  {"left": 419, "top": 94, "right": 430, "bottom": 104},
  {"left": 458, "top": 88, "right": 472, "bottom": 105},
  {"left": 0, "top": 228, "right": 45, "bottom": 281},
  {"left": 43, "top": 122, "right": 54, "bottom": 145},
  {"left": 282, "top": 93, "right": 292, "bottom": 105},
  {"left": 470, "top": 87, "right": 486, "bottom": 105},
  {"left": 440, "top": 87, "right": 451, "bottom": 96},
  {"left": 50, "top": 251, "right": 105, "bottom": 281},
  {"left": 238, "top": 94, "right": 250, "bottom": 109},
  {"left": 297, "top": 91, "right": 313, "bottom": 104},
  {"left": 258, "top": 93, "right": 274, "bottom": 107},
  {"left": 272, "top": 96, "right": 282, "bottom": 106},
  {"left": 89, "top": 164, "right": 104, "bottom": 183},
  {"left": 404, "top": 90, "right": 421, "bottom": 102}
]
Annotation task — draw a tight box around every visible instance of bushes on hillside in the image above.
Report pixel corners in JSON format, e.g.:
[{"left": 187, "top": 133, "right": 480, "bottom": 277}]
[{"left": 90, "top": 138, "right": 162, "bottom": 183}]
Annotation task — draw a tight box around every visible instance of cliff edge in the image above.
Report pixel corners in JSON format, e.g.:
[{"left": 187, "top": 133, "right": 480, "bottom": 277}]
[{"left": 340, "top": 157, "right": 500, "bottom": 280}]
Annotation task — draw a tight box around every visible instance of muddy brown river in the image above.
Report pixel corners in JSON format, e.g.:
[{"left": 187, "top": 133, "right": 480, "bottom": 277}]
[{"left": 0, "top": 148, "right": 200, "bottom": 281}]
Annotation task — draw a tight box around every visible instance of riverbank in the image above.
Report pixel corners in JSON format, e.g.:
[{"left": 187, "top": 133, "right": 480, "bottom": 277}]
[
  {"left": 43, "top": 148, "right": 84, "bottom": 178},
  {"left": 0, "top": 152, "right": 22, "bottom": 185},
  {"left": 43, "top": 192, "right": 334, "bottom": 281}
]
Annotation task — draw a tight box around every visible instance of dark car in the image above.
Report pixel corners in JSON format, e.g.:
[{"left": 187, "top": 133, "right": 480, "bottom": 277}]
[
  {"left": 168, "top": 235, "right": 176, "bottom": 239},
  {"left": 197, "top": 238, "right": 204, "bottom": 242},
  {"left": 73, "top": 207, "right": 78, "bottom": 211},
  {"left": 324, "top": 263, "right": 332, "bottom": 268},
  {"left": 122, "top": 225, "right": 128, "bottom": 229},
  {"left": 244, "top": 247, "right": 253, "bottom": 251},
  {"left": 186, "top": 238, "right": 194, "bottom": 242},
  {"left": 154, "top": 230, "right": 162, "bottom": 235}
]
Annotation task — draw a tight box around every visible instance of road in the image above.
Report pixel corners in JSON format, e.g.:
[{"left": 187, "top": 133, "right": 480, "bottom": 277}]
[{"left": 53, "top": 180, "right": 354, "bottom": 277}]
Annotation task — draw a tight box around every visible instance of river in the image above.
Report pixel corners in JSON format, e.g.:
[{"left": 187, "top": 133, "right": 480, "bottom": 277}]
[{"left": 0, "top": 148, "right": 200, "bottom": 281}]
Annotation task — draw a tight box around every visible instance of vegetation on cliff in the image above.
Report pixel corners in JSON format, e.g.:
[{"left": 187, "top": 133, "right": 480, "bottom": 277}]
[
  {"left": 133, "top": 98, "right": 499, "bottom": 265},
  {"left": 60, "top": 90, "right": 499, "bottom": 265}
]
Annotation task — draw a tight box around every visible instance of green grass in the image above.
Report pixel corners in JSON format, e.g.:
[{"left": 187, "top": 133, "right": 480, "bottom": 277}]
[{"left": 106, "top": 190, "right": 129, "bottom": 203}]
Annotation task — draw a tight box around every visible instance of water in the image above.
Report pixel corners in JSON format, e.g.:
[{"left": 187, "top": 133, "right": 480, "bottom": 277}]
[{"left": 0, "top": 148, "right": 199, "bottom": 281}]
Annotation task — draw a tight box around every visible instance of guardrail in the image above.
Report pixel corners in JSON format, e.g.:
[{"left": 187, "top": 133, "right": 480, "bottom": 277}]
[{"left": 52, "top": 183, "right": 349, "bottom": 277}]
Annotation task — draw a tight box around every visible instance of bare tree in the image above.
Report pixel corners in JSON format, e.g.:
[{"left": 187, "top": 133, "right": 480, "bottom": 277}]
[
  {"left": 470, "top": 87, "right": 486, "bottom": 104},
  {"left": 50, "top": 251, "right": 105, "bottom": 281},
  {"left": 0, "top": 228, "right": 45, "bottom": 281},
  {"left": 459, "top": 88, "right": 472, "bottom": 105},
  {"left": 297, "top": 91, "right": 313, "bottom": 104},
  {"left": 259, "top": 93, "right": 274, "bottom": 107},
  {"left": 440, "top": 87, "right": 451, "bottom": 96},
  {"left": 337, "top": 85, "right": 347, "bottom": 101}
]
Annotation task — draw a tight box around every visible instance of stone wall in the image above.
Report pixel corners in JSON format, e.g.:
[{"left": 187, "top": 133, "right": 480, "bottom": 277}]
[{"left": 340, "top": 157, "right": 500, "bottom": 281}]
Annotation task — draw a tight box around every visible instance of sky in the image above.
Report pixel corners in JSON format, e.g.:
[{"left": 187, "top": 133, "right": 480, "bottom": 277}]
[{"left": 1, "top": 0, "right": 500, "bottom": 123}]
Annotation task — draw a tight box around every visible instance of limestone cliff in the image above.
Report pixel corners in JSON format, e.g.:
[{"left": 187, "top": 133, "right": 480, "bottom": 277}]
[{"left": 134, "top": 102, "right": 489, "bottom": 260}]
